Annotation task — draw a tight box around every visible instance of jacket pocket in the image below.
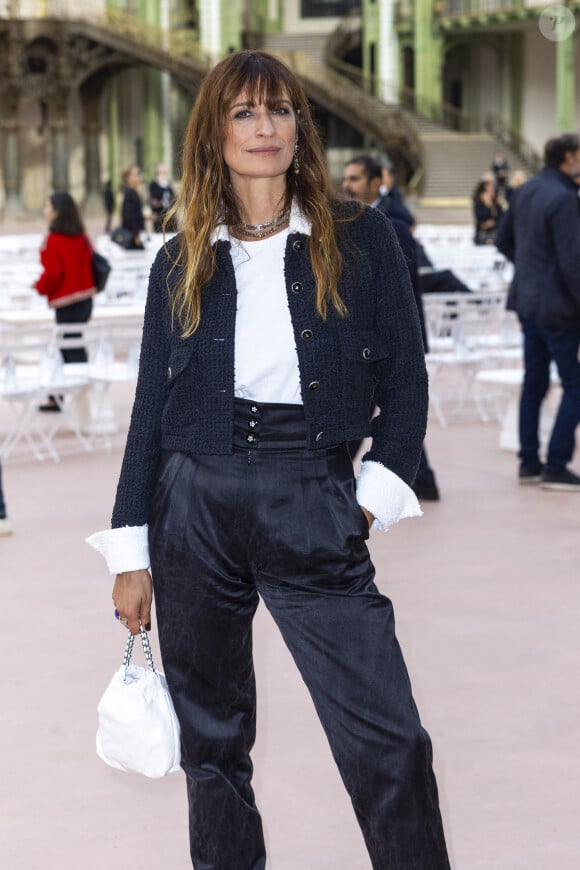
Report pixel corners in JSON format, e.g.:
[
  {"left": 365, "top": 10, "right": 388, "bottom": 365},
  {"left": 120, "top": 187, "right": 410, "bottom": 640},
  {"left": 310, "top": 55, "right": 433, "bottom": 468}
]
[
  {"left": 339, "top": 330, "right": 389, "bottom": 364},
  {"left": 166, "top": 342, "right": 195, "bottom": 384}
]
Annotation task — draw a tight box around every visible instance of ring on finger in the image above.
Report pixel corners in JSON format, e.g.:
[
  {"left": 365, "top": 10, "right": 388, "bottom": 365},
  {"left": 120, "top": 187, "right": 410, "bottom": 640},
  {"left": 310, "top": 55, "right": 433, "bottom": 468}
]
[{"left": 114, "top": 609, "right": 129, "bottom": 627}]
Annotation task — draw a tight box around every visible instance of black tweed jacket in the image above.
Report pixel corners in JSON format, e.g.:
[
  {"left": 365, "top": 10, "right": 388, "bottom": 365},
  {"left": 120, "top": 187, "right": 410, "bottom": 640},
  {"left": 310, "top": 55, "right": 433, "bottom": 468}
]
[{"left": 112, "top": 206, "right": 428, "bottom": 528}]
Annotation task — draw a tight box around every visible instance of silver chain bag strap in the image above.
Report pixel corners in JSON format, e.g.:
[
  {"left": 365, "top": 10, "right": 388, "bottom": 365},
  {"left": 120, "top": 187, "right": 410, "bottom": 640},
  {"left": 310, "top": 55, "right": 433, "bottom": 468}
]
[{"left": 96, "top": 626, "right": 181, "bottom": 778}]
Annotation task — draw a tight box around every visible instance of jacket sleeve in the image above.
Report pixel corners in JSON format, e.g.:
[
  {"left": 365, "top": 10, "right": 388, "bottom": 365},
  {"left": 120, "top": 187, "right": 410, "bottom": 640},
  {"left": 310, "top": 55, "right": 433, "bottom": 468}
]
[
  {"left": 362, "top": 210, "right": 428, "bottom": 485},
  {"left": 495, "top": 206, "right": 515, "bottom": 262},
  {"left": 111, "top": 251, "right": 171, "bottom": 528},
  {"left": 122, "top": 189, "right": 145, "bottom": 233},
  {"left": 35, "top": 236, "right": 63, "bottom": 298},
  {"left": 549, "top": 193, "right": 580, "bottom": 309}
]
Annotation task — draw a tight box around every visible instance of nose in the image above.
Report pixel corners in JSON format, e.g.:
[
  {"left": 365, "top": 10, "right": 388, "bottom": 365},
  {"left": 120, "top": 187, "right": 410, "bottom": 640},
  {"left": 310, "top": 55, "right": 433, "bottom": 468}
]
[{"left": 256, "top": 108, "right": 276, "bottom": 135}]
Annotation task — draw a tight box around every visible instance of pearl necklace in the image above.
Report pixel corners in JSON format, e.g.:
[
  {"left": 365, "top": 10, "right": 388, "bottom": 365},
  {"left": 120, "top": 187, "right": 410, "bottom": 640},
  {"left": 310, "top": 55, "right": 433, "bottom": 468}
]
[{"left": 232, "top": 208, "right": 291, "bottom": 240}]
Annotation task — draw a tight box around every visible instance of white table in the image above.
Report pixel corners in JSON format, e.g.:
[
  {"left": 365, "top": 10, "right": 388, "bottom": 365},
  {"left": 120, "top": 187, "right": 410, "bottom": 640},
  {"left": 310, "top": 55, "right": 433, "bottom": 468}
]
[{"left": 0, "top": 303, "right": 144, "bottom": 328}]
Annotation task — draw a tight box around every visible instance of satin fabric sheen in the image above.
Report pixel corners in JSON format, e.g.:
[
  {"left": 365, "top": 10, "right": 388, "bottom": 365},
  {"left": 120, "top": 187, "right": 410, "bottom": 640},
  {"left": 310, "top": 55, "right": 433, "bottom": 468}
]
[{"left": 149, "top": 400, "right": 450, "bottom": 870}]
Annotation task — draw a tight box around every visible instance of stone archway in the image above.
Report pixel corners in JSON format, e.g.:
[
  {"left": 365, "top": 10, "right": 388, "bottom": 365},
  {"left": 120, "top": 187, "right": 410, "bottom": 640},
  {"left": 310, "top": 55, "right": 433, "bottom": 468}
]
[{"left": 0, "top": 16, "right": 198, "bottom": 215}]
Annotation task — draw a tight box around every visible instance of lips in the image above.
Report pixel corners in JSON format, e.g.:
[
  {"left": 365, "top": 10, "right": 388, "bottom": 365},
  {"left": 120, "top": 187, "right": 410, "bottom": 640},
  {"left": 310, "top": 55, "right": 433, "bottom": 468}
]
[{"left": 247, "top": 147, "right": 281, "bottom": 154}]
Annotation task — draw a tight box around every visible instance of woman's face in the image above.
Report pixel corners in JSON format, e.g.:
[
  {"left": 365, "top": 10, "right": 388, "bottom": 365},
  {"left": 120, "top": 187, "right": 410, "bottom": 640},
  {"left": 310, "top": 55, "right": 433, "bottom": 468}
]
[
  {"left": 44, "top": 199, "right": 57, "bottom": 223},
  {"left": 127, "top": 166, "right": 142, "bottom": 189},
  {"left": 481, "top": 181, "right": 494, "bottom": 200},
  {"left": 222, "top": 89, "right": 297, "bottom": 186}
]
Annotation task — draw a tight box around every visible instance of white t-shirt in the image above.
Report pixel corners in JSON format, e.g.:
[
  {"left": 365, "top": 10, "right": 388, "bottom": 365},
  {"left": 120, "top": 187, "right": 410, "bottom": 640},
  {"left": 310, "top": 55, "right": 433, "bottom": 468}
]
[{"left": 230, "top": 229, "right": 302, "bottom": 404}]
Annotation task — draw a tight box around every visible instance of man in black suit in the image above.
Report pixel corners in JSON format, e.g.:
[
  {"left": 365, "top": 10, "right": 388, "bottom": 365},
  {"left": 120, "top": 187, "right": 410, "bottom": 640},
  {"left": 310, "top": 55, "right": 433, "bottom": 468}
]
[
  {"left": 343, "top": 155, "right": 416, "bottom": 227},
  {"left": 379, "top": 162, "right": 416, "bottom": 228},
  {"left": 342, "top": 155, "right": 440, "bottom": 501},
  {"left": 496, "top": 133, "right": 580, "bottom": 489}
]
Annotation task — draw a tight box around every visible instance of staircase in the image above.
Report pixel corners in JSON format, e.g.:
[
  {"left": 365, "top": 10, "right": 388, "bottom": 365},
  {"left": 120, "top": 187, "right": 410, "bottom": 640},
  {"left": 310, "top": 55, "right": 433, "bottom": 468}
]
[
  {"left": 259, "top": 33, "right": 328, "bottom": 64},
  {"left": 9, "top": 10, "right": 531, "bottom": 214},
  {"left": 417, "top": 132, "right": 528, "bottom": 203}
]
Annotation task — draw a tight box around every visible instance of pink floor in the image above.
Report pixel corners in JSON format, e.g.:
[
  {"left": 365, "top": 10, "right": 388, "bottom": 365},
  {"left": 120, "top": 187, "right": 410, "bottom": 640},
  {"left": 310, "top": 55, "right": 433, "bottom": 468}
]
[{"left": 1, "top": 381, "right": 579, "bottom": 869}]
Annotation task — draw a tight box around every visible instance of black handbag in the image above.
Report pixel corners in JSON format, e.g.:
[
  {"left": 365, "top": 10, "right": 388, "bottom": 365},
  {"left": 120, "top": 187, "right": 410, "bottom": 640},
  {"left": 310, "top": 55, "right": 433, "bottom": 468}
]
[
  {"left": 91, "top": 251, "right": 112, "bottom": 292},
  {"left": 111, "top": 227, "right": 138, "bottom": 249}
]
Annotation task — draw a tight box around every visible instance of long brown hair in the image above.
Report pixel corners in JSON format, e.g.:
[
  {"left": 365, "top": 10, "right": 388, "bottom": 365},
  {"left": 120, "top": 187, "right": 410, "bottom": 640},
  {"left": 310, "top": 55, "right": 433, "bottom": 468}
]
[
  {"left": 49, "top": 192, "right": 85, "bottom": 236},
  {"left": 167, "top": 50, "right": 351, "bottom": 336}
]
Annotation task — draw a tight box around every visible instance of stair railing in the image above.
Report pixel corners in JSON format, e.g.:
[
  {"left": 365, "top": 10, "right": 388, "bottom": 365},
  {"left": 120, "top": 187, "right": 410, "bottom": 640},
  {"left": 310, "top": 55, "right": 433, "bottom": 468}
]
[
  {"left": 325, "top": 19, "right": 542, "bottom": 173},
  {"left": 285, "top": 50, "right": 424, "bottom": 192},
  {"left": 482, "top": 114, "right": 542, "bottom": 173}
]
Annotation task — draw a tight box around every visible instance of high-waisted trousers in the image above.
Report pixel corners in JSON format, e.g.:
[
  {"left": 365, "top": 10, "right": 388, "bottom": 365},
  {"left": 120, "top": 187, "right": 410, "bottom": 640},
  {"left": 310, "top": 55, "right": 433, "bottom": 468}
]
[{"left": 149, "top": 400, "right": 450, "bottom": 870}]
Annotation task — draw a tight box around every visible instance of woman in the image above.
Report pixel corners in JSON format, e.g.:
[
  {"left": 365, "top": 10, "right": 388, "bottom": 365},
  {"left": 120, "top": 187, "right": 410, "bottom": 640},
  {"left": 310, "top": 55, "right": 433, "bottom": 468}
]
[
  {"left": 0, "top": 460, "right": 11, "bottom": 536},
  {"left": 120, "top": 164, "right": 145, "bottom": 248},
  {"left": 473, "top": 176, "right": 504, "bottom": 245},
  {"left": 88, "top": 51, "right": 450, "bottom": 869},
  {"left": 149, "top": 162, "right": 176, "bottom": 233},
  {"left": 34, "top": 191, "right": 95, "bottom": 410}
]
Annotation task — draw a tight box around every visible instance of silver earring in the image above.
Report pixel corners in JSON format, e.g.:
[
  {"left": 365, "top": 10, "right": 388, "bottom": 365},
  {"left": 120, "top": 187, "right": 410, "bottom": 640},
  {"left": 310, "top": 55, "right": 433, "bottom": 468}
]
[{"left": 293, "top": 142, "right": 300, "bottom": 176}]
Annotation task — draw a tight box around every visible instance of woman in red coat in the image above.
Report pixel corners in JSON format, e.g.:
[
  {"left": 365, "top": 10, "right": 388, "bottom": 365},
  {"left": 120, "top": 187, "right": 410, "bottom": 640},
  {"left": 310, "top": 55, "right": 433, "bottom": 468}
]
[{"left": 35, "top": 191, "right": 96, "bottom": 409}]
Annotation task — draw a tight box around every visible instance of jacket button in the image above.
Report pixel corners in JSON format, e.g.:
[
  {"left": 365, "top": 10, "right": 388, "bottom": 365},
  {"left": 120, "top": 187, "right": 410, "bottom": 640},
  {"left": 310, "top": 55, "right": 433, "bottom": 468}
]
[
  {"left": 168, "top": 367, "right": 172, "bottom": 378},
  {"left": 246, "top": 434, "right": 255, "bottom": 443},
  {"left": 291, "top": 281, "right": 303, "bottom": 293},
  {"left": 308, "top": 380, "right": 320, "bottom": 390},
  {"left": 315, "top": 431, "right": 324, "bottom": 442},
  {"left": 293, "top": 239, "right": 304, "bottom": 252},
  {"left": 301, "top": 329, "right": 313, "bottom": 340},
  {"left": 362, "top": 347, "right": 371, "bottom": 360}
]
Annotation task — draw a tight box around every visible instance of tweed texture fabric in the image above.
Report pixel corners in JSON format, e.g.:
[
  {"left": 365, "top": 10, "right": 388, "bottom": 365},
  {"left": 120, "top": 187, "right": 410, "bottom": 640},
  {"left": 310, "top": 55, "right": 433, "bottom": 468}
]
[{"left": 112, "top": 205, "right": 428, "bottom": 528}]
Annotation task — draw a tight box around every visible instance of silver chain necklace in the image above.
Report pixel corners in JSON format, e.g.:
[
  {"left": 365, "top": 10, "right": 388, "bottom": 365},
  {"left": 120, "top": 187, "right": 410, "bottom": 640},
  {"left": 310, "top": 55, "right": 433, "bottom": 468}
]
[{"left": 232, "top": 207, "right": 291, "bottom": 240}]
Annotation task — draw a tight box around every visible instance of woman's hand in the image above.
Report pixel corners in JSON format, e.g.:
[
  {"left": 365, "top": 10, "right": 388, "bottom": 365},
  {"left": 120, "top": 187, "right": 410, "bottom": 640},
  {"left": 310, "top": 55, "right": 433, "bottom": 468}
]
[
  {"left": 112, "top": 569, "right": 153, "bottom": 635},
  {"left": 361, "top": 507, "right": 375, "bottom": 530}
]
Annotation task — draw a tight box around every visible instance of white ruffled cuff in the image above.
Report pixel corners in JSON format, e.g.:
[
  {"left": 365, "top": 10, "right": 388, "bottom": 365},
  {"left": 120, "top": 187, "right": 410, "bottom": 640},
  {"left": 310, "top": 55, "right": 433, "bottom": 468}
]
[
  {"left": 356, "top": 460, "right": 422, "bottom": 532},
  {"left": 86, "top": 525, "right": 150, "bottom": 575}
]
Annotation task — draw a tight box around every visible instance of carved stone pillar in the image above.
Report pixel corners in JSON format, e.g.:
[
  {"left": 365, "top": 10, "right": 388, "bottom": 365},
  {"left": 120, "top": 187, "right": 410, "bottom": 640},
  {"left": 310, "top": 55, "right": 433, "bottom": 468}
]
[
  {"left": 50, "top": 119, "right": 70, "bottom": 191},
  {"left": 84, "top": 121, "right": 102, "bottom": 205},
  {"left": 1, "top": 119, "right": 22, "bottom": 210},
  {"left": 81, "top": 77, "right": 105, "bottom": 208},
  {"left": 0, "top": 89, "right": 23, "bottom": 212},
  {"left": 47, "top": 87, "right": 71, "bottom": 192}
]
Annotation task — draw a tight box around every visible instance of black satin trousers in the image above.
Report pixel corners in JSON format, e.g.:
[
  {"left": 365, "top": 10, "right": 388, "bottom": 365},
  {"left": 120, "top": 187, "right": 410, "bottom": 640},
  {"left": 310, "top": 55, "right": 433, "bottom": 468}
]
[{"left": 149, "top": 400, "right": 450, "bottom": 870}]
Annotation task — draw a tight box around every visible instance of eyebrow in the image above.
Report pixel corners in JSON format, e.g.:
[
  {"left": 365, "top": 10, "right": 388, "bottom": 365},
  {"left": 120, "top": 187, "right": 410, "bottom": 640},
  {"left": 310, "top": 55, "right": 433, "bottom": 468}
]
[{"left": 230, "top": 99, "right": 292, "bottom": 109}]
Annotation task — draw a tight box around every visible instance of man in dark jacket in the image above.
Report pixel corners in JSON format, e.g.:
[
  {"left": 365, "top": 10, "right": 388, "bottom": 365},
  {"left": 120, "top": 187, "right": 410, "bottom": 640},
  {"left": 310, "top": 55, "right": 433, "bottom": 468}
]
[
  {"left": 379, "top": 162, "right": 416, "bottom": 228},
  {"left": 496, "top": 133, "right": 580, "bottom": 490},
  {"left": 343, "top": 156, "right": 415, "bottom": 227},
  {"left": 342, "top": 155, "right": 440, "bottom": 500}
]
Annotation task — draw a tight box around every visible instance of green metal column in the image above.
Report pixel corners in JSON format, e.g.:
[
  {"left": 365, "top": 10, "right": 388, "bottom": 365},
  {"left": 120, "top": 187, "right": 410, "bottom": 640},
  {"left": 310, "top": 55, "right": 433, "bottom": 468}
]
[
  {"left": 414, "top": 0, "right": 443, "bottom": 118},
  {"left": 220, "top": 0, "right": 243, "bottom": 53},
  {"left": 250, "top": 0, "right": 282, "bottom": 34},
  {"left": 108, "top": 78, "right": 120, "bottom": 196},
  {"left": 508, "top": 33, "right": 523, "bottom": 137},
  {"left": 362, "top": 0, "right": 379, "bottom": 95},
  {"left": 106, "top": 0, "right": 120, "bottom": 193},
  {"left": 556, "top": 33, "right": 575, "bottom": 130},
  {"left": 139, "top": 0, "right": 164, "bottom": 177}
]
